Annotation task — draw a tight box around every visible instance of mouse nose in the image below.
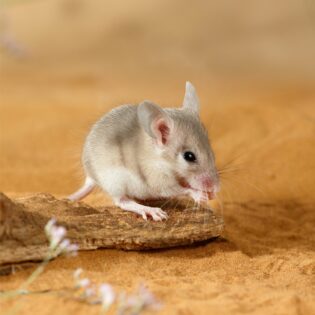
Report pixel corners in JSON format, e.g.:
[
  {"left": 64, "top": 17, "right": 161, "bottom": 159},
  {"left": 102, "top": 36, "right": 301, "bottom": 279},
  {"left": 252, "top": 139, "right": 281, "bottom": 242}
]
[
  {"left": 200, "top": 174, "right": 220, "bottom": 192},
  {"left": 200, "top": 174, "right": 214, "bottom": 191},
  {"left": 201, "top": 176, "right": 213, "bottom": 190}
]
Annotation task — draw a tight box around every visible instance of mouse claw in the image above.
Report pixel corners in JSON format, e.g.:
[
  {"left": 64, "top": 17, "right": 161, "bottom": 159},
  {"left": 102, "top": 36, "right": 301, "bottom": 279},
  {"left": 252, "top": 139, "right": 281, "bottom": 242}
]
[
  {"left": 152, "top": 215, "right": 162, "bottom": 221},
  {"left": 142, "top": 212, "right": 148, "bottom": 220},
  {"left": 154, "top": 208, "right": 168, "bottom": 221},
  {"left": 159, "top": 211, "right": 168, "bottom": 220},
  {"left": 116, "top": 198, "right": 168, "bottom": 221},
  {"left": 146, "top": 207, "right": 168, "bottom": 221}
]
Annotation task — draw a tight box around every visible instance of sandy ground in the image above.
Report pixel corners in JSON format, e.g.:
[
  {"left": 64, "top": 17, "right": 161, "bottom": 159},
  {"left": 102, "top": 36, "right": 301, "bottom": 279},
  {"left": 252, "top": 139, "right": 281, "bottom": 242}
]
[
  {"left": 1, "top": 67, "right": 315, "bottom": 315},
  {"left": 1, "top": 1, "right": 315, "bottom": 314}
]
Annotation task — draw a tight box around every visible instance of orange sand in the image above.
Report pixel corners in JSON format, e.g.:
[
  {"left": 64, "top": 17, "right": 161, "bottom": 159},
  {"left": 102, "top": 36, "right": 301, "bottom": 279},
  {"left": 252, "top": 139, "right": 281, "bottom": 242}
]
[{"left": 1, "top": 1, "right": 315, "bottom": 314}]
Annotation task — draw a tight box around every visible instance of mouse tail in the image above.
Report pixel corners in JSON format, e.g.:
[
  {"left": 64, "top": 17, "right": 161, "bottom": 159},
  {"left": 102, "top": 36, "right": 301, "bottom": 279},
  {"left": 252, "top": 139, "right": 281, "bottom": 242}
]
[{"left": 68, "top": 177, "right": 95, "bottom": 201}]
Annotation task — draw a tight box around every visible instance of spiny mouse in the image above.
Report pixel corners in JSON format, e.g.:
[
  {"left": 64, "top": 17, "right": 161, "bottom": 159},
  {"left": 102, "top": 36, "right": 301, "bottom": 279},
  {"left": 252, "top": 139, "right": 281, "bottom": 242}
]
[{"left": 68, "top": 82, "right": 220, "bottom": 221}]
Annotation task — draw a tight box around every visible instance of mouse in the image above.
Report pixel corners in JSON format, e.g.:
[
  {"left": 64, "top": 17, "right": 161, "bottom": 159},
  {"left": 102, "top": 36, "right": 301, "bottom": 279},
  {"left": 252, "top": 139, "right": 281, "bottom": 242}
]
[{"left": 68, "top": 82, "right": 220, "bottom": 221}]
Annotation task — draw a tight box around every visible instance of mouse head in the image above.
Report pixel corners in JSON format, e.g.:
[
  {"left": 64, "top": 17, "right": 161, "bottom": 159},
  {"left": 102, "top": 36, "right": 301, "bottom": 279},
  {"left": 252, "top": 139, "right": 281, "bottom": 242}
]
[{"left": 137, "top": 82, "right": 220, "bottom": 199}]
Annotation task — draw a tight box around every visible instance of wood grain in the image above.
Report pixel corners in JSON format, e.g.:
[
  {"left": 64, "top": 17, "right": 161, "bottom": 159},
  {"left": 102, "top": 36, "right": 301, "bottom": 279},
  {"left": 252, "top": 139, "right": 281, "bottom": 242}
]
[{"left": 0, "top": 192, "right": 224, "bottom": 267}]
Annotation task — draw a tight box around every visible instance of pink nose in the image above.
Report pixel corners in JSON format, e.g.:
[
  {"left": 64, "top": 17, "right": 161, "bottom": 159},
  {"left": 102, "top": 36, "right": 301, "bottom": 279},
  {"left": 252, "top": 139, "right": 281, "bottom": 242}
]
[{"left": 201, "top": 176, "right": 213, "bottom": 190}]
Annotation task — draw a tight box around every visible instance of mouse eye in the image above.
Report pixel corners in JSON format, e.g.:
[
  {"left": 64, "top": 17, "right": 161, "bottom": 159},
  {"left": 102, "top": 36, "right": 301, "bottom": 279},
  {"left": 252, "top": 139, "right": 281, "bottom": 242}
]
[{"left": 183, "top": 151, "right": 197, "bottom": 163}]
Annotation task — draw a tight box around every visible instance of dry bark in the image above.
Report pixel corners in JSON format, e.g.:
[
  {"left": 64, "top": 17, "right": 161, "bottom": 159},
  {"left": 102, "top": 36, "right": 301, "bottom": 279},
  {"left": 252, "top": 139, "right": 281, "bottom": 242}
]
[{"left": 0, "top": 192, "right": 224, "bottom": 268}]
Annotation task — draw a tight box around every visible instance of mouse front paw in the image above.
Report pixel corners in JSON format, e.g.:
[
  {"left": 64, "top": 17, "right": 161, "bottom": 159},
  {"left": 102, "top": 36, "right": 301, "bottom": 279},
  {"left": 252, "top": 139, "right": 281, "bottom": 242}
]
[
  {"left": 140, "top": 207, "right": 168, "bottom": 221},
  {"left": 115, "top": 197, "right": 168, "bottom": 221},
  {"left": 188, "top": 189, "right": 208, "bottom": 204}
]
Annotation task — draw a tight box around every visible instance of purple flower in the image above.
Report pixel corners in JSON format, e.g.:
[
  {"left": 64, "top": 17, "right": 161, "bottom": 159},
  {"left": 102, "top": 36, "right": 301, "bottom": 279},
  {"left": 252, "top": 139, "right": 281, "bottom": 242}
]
[
  {"left": 118, "top": 285, "right": 160, "bottom": 314},
  {"left": 65, "top": 243, "right": 79, "bottom": 256},
  {"left": 79, "top": 278, "right": 91, "bottom": 289},
  {"left": 138, "top": 284, "right": 160, "bottom": 309},
  {"left": 73, "top": 268, "right": 83, "bottom": 280},
  {"left": 44, "top": 218, "right": 56, "bottom": 236},
  {"left": 99, "top": 283, "right": 115, "bottom": 310},
  {"left": 84, "top": 286, "right": 96, "bottom": 298},
  {"left": 73, "top": 269, "right": 96, "bottom": 299},
  {"left": 44, "top": 218, "right": 78, "bottom": 257}
]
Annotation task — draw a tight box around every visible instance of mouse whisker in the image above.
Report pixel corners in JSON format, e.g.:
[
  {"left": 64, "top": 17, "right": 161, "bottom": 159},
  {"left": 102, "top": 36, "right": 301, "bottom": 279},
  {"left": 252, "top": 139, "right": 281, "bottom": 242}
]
[
  {"left": 217, "top": 167, "right": 244, "bottom": 175},
  {"left": 171, "top": 197, "right": 181, "bottom": 212},
  {"left": 214, "top": 195, "right": 224, "bottom": 217},
  {"left": 188, "top": 198, "right": 196, "bottom": 210},
  {"left": 217, "top": 184, "right": 234, "bottom": 209},
  {"left": 218, "top": 161, "right": 264, "bottom": 177},
  {"left": 159, "top": 198, "right": 173, "bottom": 210},
  {"left": 217, "top": 153, "right": 247, "bottom": 171},
  {"left": 243, "top": 179, "right": 267, "bottom": 196},
  {"left": 222, "top": 176, "right": 266, "bottom": 197},
  {"left": 184, "top": 197, "right": 191, "bottom": 211}
]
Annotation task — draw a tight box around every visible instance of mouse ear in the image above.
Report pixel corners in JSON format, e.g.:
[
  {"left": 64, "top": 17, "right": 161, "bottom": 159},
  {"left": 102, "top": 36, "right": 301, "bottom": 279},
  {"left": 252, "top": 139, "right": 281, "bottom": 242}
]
[
  {"left": 182, "top": 81, "right": 200, "bottom": 114},
  {"left": 138, "top": 101, "right": 173, "bottom": 146}
]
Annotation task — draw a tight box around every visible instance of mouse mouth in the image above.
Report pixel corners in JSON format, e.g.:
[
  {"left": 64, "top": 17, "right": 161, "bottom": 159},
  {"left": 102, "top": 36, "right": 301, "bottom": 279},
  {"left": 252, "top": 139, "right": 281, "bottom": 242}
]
[
  {"left": 176, "top": 175, "right": 216, "bottom": 199},
  {"left": 176, "top": 175, "right": 192, "bottom": 189}
]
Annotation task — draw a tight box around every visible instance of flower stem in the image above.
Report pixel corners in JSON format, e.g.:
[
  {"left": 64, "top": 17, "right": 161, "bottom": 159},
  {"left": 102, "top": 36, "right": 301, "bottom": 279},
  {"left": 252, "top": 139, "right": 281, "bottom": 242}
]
[{"left": 19, "top": 258, "right": 50, "bottom": 290}]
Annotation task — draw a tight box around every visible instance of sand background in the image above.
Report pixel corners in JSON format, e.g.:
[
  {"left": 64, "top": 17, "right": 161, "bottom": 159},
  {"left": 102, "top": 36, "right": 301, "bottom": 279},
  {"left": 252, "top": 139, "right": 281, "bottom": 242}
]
[{"left": 1, "top": 1, "right": 315, "bottom": 314}]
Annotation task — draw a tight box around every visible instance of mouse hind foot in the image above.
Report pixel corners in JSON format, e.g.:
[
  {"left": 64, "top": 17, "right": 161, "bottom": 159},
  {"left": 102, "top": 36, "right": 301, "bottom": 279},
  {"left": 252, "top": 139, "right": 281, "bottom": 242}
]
[
  {"left": 114, "top": 197, "right": 168, "bottom": 221},
  {"left": 68, "top": 177, "right": 95, "bottom": 201}
]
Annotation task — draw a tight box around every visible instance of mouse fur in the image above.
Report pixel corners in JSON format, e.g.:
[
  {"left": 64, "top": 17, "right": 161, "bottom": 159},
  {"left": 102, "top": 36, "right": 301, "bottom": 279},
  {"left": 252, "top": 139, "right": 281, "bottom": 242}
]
[{"left": 69, "top": 82, "right": 219, "bottom": 221}]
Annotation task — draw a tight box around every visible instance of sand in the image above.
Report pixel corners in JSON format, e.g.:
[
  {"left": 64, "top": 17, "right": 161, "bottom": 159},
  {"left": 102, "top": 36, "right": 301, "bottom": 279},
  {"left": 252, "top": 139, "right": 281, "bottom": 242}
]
[
  {"left": 1, "top": 71, "right": 314, "bottom": 315},
  {"left": 1, "top": 1, "right": 315, "bottom": 314}
]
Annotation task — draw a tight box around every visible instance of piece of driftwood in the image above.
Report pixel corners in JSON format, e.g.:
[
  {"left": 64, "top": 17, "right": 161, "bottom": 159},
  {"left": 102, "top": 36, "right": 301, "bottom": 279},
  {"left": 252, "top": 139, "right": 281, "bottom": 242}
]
[{"left": 0, "top": 192, "right": 224, "bottom": 267}]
